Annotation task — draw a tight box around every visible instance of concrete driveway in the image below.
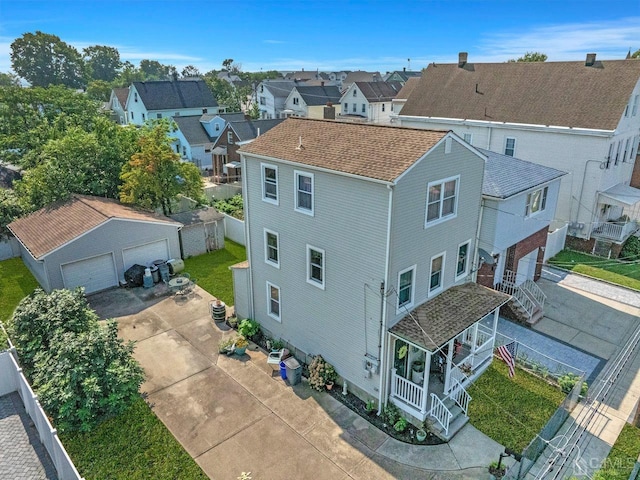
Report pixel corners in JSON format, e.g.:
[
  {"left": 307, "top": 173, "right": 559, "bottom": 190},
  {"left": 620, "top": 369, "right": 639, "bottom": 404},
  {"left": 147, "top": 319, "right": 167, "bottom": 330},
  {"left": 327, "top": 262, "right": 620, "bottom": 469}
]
[{"left": 89, "top": 284, "right": 506, "bottom": 480}]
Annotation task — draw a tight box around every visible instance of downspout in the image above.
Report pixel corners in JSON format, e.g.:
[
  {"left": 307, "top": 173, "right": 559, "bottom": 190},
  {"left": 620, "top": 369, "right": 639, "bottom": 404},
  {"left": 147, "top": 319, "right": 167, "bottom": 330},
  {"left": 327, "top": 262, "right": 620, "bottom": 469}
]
[
  {"left": 240, "top": 153, "right": 254, "bottom": 318},
  {"left": 473, "top": 198, "right": 485, "bottom": 284},
  {"left": 576, "top": 160, "right": 604, "bottom": 238},
  {"left": 486, "top": 126, "right": 492, "bottom": 150},
  {"left": 377, "top": 183, "right": 394, "bottom": 415}
]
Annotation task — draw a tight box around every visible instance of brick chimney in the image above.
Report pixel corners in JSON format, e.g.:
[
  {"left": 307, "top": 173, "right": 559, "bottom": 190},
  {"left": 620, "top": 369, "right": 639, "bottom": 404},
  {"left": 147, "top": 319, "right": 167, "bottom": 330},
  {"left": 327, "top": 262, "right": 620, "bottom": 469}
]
[
  {"left": 458, "top": 52, "right": 468, "bottom": 68},
  {"left": 585, "top": 53, "right": 597, "bottom": 67}
]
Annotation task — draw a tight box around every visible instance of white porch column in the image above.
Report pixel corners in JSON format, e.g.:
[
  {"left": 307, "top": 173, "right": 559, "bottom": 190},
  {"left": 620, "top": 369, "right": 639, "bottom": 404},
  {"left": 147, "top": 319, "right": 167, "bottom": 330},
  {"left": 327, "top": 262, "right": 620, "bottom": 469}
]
[
  {"left": 444, "top": 339, "right": 454, "bottom": 393},
  {"left": 471, "top": 323, "right": 479, "bottom": 354},
  {"left": 420, "top": 351, "right": 431, "bottom": 415},
  {"left": 492, "top": 308, "right": 500, "bottom": 345}
]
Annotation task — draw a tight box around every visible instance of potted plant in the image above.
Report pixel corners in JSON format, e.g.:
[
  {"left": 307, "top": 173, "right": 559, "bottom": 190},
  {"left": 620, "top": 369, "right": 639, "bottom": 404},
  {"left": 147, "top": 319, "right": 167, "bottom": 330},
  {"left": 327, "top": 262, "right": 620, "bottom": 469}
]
[
  {"left": 270, "top": 338, "right": 285, "bottom": 352},
  {"left": 227, "top": 316, "right": 238, "bottom": 329},
  {"left": 218, "top": 337, "right": 235, "bottom": 354},
  {"left": 234, "top": 335, "right": 249, "bottom": 356},
  {"left": 415, "top": 427, "right": 427, "bottom": 442},
  {"left": 488, "top": 460, "right": 506, "bottom": 479},
  {"left": 411, "top": 360, "right": 425, "bottom": 384},
  {"left": 365, "top": 399, "right": 377, "bottom": 416},
  {"left": 308, "top": 355, "right": 338, "bottom": 391}
]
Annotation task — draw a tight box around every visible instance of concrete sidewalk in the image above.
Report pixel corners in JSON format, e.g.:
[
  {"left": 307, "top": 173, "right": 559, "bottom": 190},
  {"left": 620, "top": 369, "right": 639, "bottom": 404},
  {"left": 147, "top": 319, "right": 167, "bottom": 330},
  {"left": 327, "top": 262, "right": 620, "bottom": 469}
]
[{"left": 90, "top": 285, "right": 510, "bottom": 480}]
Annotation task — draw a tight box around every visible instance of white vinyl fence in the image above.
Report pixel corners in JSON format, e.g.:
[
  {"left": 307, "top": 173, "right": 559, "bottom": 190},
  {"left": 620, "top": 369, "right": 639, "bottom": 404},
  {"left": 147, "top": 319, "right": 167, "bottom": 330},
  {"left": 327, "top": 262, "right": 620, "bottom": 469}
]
[
  {"left": 223, "top": 213, "right": 245, "bottom": 246},
  {"left": 544, "top": 224, "right": 568, "bottom": 263},
  {"left": 0, "top": 341, "right": 84, "bottom": 480}
]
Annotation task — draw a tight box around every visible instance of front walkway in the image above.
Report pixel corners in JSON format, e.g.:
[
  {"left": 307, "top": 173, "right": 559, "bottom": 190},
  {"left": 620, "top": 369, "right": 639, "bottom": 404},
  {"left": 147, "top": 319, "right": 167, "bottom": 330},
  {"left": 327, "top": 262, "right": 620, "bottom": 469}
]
[{"left": 89, "top": 285, "right": 510, "bottom": 480}]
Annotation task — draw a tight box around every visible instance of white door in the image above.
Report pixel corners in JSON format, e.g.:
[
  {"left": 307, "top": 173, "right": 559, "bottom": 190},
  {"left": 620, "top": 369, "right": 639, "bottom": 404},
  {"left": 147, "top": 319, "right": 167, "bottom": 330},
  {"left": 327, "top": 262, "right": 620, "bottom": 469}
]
[
  {"left": 516, "top": 249, "right": 538, "bottom": 285},
  {"left": 122, "top": 239, "right": 170, "bottom": 270},
  {"left": 61, "top": 253, "right": 118, "bottom": 294}
]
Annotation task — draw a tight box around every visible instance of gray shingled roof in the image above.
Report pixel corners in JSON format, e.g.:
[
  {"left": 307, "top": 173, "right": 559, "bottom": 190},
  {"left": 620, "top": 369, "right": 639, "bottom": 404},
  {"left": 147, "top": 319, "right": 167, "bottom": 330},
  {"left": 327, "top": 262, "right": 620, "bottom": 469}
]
[
  {"left": 170, "top": 207, "right": 224, "bottom": 226},
  {"left": 133, "top": 79, "right": 218, "bottom": 110},
  {"left": 354, "top": 81, "right": 403, "bottom": 102},
  {"left": 390, "top": 283, "right": 511, "bottom": 352},
  {"left": 229, "top": 118, "right": 285, "bottom": 142},
  {"left": 478, "top": 148, "right": 567, "bottom": 199},
  {"left": 294, "top": 85, "right": 342, "bottom": 106},
  {"left": 172, "top": 116, "right": 214, "bottom": 145},
  {"left": 400, "top": 58, "right": 640, "bottom": 130},
  {"left": 262, "top": 80, "right": 297, "bottom": 99}
]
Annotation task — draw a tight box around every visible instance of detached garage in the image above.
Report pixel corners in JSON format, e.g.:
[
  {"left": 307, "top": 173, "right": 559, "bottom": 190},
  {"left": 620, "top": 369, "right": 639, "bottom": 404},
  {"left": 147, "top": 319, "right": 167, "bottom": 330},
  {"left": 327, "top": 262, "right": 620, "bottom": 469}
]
[{"left": 8, "top": 195, "right": 182, "bottom": 294}]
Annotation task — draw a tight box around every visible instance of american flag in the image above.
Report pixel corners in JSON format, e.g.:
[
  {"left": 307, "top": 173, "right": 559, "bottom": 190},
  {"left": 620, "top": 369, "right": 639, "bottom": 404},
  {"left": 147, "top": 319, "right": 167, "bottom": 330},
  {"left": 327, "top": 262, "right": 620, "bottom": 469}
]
[{"left": 496, "top": 341, "right": 516, "bottom": 378}]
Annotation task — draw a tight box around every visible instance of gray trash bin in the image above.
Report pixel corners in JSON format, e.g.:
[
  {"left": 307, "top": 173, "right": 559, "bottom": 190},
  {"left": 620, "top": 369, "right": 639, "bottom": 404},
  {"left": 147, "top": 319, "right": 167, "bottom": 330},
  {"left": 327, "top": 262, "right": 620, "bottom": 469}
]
[{"left": 284, "top": 357, "right": 301, "bottom": 386}]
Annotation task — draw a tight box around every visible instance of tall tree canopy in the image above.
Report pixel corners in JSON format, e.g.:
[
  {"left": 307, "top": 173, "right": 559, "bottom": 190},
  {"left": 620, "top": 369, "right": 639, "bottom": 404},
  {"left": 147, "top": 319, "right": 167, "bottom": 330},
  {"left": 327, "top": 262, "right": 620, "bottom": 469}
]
[
  {"left": 181, "top": 65, "right": 201, "bottom": 78},
  {"left": 0, "top": 72, "right": 20, "bottom": 87},
  {"left": 83, "top": 45, "right": 121, "bottom": 82},
  {"left": 120, "top": 121, "right": 204, "bottom": 215},
  {"left": 10, "top": 31, "right": 85, "bottom": 88},
  {"left": 140, "top": 59, "right": 175, "bottom": 80},
  {"left": 631, "top": 49, "right": 640, "bottom": 59},
  {"left": 508, "top": 52, "right": 548, "bottom": 63}
]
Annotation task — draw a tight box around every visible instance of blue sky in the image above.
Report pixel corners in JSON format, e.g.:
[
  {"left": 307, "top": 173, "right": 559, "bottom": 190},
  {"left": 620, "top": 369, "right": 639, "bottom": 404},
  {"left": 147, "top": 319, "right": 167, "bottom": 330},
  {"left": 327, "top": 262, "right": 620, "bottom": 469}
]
[{"left": 0, "top": 0, "right": 639, "bottom": 75}]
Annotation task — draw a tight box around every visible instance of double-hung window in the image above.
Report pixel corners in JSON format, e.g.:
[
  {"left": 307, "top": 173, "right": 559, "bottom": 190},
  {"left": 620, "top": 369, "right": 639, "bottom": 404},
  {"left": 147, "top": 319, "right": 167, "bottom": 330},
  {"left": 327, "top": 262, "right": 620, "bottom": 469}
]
[
  {"left": 456, "top": 241, "right": 470, "bottom": 279},
  {"left": 525, "top": 186, "right": 548, "bottom": 216},
  {"left": 294, "top": 171, "right": 314, "bottom": 215},
  {"left": 504, "top": 137, "right": 516, "bottom": 157},
  {"left": 425, "top": 176, "right": 459, "bottom": 227},
  {"left": 267, "top": 282, "right": 281, "bottom": 321},
  {"left": 624, "top": 138, "right": 630, "bottom": 162},
  {"left": 262, "top": 164, "right": 278, "bottom": 204},
  {"left": 633, "top": 95, "right": 639, "bottom": 116},
  {"left": 397, "top": 266, "right": 415, "bottom": 311},
  {"left": 264, "top": 229, "right": 279, "bottom": 267},
  {"left": 429, "top": 253, "right": 445, "bottom": 295},
  {"left": 307, "top": 245, "right": 325, "bottom": 289},
  {"left": 463, "top": 133, "right": 473, "bottom": 145}
]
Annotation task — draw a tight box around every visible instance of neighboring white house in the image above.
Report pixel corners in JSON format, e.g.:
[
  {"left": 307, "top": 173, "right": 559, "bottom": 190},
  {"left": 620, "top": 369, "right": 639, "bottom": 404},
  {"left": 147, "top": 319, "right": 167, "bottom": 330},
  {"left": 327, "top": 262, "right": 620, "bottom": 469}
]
[
  {"left": 398, "top": 53, "right": 640, "bottom": 248},
  {"left": 283, "top": 85, "right": 342, "bottom": 119},
  {"left": 257, "top": 80, "right": 297, "bottom": 119},
  {"left": 235, "top": 118, "right": 510, "bottom": 439},
  {"left": 126, "top": 78, "right": 219, "bottom": 126},
  {"left": 107, "top": 87, "right": 129, "bottom": 125},
  {"left": 339, "top": 81, "right": 402, "bottom": 123}
]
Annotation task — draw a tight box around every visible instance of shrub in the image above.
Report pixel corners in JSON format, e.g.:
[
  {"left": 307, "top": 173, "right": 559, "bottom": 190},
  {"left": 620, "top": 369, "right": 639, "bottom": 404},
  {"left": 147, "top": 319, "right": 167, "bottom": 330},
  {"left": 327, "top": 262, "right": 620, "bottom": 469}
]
[
  {"left": 308, "top": 355, "right": 338, "bottom": 391},
  {"left": 218, "top": 337, "right": 234, "bottom": 353},
  {"left": 382, "top": 402, "right": 400, "bottom": 425},
  {"left": 394, "top": 417, "right": 408, "bottom": 432},
  {"left": 558, "top": 372, "right": 588, "bottom": 396},
  {"left": 234, "top": 335, "right": 249, "bottom": 348},
  {"left": 238, "top": 318, "right": 260, "bottom": 339},
  {"left": 213, "top": 194, "right": 244, "bottom": 220},
  {"left": 620, "top": 236, "right": 640, "bottom": 261}
]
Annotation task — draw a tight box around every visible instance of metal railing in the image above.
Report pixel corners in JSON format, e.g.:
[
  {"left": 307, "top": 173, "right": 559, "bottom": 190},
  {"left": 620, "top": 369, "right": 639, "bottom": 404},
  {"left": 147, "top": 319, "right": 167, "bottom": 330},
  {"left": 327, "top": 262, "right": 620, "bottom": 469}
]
[
  {"left": 429, "top": 393, "right": 452, "bottom": 436},
  {"left": 449, "top": 379, "right": 471, "bottom": 416},
  {"left": 391, "top": 369, "right": 423, "bottom": 410}
]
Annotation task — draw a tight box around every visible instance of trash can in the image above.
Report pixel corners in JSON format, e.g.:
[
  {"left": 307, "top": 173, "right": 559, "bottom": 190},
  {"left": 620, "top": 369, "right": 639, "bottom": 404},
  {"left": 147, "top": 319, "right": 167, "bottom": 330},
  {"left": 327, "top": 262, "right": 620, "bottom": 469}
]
[
  {"left": 158, "top": 263, "right": 170, "bottom": 283},
  {"left": 284, "top": 357, "right": 301, "bottom": 386},
  {"left": 279, "top": 361, "right": 287, "bottom": 380},
  {"left": 149, "top": 265, "right": 159, "bottom": 283}
]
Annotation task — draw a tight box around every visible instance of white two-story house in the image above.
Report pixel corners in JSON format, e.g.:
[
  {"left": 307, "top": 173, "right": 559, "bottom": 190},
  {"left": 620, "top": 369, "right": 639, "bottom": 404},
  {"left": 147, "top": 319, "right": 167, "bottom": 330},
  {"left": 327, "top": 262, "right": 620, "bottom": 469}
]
[
  {"left": 398, "top": 53, "right": 640, "bottom": 252},
  {"left": 126, "top": 78, "right": 219, "bottom": 126},
  {"left": 339, "top": 81, "right": 402, "bottom": 123},
  {"left": 257, "top": 80, "right": 297, "bottom": 119},
  {"left": 234, "top": 118, "right": 510, "bottom": 438}
]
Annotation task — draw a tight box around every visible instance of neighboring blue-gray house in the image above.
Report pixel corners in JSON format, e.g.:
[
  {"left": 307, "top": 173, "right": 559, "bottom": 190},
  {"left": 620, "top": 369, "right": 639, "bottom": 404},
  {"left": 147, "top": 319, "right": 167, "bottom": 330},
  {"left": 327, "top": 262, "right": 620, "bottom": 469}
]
[
  {"left": 236, "top": 118, "right": 510, "bottom": 438},
  {"left": 8, "top": 195, "right": 182, "bottom": 294}
]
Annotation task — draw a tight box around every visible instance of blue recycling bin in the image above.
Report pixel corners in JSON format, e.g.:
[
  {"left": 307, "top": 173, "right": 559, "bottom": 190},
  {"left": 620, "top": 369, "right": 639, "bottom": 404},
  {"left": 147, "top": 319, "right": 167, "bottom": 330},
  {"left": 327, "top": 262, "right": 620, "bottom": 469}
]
[{"left": 279, "top": 361, "right": 287, "bottom": 380}]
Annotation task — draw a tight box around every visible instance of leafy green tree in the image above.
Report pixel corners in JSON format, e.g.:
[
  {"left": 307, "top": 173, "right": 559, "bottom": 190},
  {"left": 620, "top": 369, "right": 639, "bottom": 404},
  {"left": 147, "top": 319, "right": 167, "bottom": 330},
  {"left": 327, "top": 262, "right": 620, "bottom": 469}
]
[
  {"left": 83, "top": 45, "right": 121, "bottom": 82},
  {"left": 10, "top": 31, "right": 85, "bottom": 88},
  {"left": 32, "top": 320, "right": 144, "bottom": 432},
  {"left": 140, "top": 59, "right": 175, "bottom": 80},
  {"left": 248, "top": 101, "right": 260, "bottom": 119},
  {"left": 113, "top": 61, "right": 146, "bottom": 86},
  {"left": 0, "top": 72, "right": 20, "bottom": 87},
  {"left": 508, "top": 52, "right": 548, "bottom": 63},
  {"left": 632, "top": 49, "right": 640, "bottom": 59},
  {"left": 0, "top": 189, "right": 24, "bottom": 238},
  {"left": 181, "top": 65, "right": 201, "bottom": 77},
  {"left": 86, "top": 79, "right": 112, "bottom": 101},
  {"left": 222, "top": 58, "right": 241, "bottom": 73},
  {"left": 120, "top": 121, "right": 204, "bottom": 215},
  {"left": 7, "top": 288, "right": 97, "bottom": 376},
  {"left": 204, "top": 76, "right": 248, "bottom": 112}
]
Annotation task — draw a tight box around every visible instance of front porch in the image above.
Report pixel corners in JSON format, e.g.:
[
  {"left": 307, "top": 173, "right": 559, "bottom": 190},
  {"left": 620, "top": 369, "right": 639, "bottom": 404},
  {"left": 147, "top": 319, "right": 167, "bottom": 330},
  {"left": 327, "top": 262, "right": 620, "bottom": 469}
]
[
  {"left": 591, "top": 184, "right": 640, "bottom": 243},
  {"left": 387, "top": 283, "right": 511, "bottom": 440}
]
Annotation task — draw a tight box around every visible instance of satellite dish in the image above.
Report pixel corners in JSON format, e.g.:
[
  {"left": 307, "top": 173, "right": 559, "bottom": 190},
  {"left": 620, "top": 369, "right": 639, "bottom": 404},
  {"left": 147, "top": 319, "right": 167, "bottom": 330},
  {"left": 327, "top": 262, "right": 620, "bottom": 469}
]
[{"left": 478, "top": 248, "right": 496, "bottom": 266}]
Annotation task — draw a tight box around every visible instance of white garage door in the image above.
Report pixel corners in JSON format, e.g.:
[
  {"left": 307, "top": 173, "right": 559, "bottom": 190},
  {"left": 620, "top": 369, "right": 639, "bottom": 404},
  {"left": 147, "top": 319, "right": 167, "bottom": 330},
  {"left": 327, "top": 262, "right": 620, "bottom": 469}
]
[
  {"left": 61, "top": 253, "right": 118, "bottom": 294},
  {"left": 122, "top": 239, "right": 169, "bottom": 270}
]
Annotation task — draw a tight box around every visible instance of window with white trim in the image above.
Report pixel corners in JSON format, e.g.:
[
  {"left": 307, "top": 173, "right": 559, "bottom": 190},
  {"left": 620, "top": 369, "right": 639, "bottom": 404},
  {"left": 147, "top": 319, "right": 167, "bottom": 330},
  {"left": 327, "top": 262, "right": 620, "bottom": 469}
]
[
  {"left": 362, "top": 104, "right": 366, "bottom": 113},
  {"left": 615, "top": 141, "right": 622, "bottom": 165},
  {"left": 633, "top": 95, "right": 639, "bottom": 116},
  {"left": 352, "top": 89, "right": 357, "bottom": 97},
  {"left": 429, "top": 253, "right": 445, "bottom": 294},
  {"left": 307, "top": 246, "right": 325, "bottom": 288},
  {"left": 624, "top": 138, "right": 631, "bottom": 162},
  {"left": 294, "top": 171, "right": 314, "bottom": 214},
  {"left": 352, "top": 103, "right": 356, "bottom": 113},
  {"left": 293, "top": 97, "right": 299, "bottom": 105},
  {"left": 344, "top": 102, "right": 348, "bottom": 112},
  {"left": 504, "top": 137, "right": 516, "bottom": 157},
  {"left": 267, "top": 282, "right": 281, "bottom": 321},
  {"left": 262, "top": 164, "right": 278, "bottom": 204},
  {"left": 227, "top": 131, "right": 234, "bottom": 144},
  {"left": 382, "top": 103, "right": 385, "bottom": 112},
  {"left": 463, "top": 133, "right": 473, "bottom": 145},
  {"left": 397, "top": 266, "right": 415, "bottom": 310},
  {"left": 525, "top": 186, "right": 548, "bottom": 216},
  {"left": 456, "top": 241, "right": 470, "bottom": 279},
  {"left": 425, "top": 176, "right": 459, "bottom": 226},
  {"left": 264, "top": 229, "right": 279, "bottom": 267}
]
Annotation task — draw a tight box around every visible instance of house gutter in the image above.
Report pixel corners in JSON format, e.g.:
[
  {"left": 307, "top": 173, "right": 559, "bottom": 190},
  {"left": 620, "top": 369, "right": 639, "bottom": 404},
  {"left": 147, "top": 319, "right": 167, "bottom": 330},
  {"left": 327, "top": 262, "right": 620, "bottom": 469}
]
[
  {"left": 377, "top": 183, "right": 394, "bottom": 414},
  {"left": 240, "top": 153, "right": 255, "bottom": 319}
]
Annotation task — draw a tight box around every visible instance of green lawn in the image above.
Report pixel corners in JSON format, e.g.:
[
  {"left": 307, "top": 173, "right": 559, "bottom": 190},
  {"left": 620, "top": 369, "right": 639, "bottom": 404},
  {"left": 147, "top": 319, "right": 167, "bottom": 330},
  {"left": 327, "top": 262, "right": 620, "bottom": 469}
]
[
  {"left": 0, "top": 257, "right": 39, "bottom": 321},
  {"left": 467, "top": 361, "right": 565, "bottom": 452},
  {"left": 594, "top": 423, "right": 640, "bottom": 480},
  {"left": 61, "top": 397, "right": 208, "bottom": 480},
  {"left": 183, "top": 239, "right": 246, "bottom": 305},
  {"left": 548, "top": 250, "right": 640, "bottom": 290}
]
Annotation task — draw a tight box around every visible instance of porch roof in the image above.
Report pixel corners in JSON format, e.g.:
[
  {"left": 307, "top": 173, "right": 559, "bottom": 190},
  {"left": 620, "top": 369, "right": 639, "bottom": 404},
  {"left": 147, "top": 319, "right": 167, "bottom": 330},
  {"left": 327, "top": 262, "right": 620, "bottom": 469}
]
[
  {"left": 599, "top": 183, "right": 640, "bottom": 209},
  {"left": 389, "top": 283, "right": 511, "bottom": 352}
]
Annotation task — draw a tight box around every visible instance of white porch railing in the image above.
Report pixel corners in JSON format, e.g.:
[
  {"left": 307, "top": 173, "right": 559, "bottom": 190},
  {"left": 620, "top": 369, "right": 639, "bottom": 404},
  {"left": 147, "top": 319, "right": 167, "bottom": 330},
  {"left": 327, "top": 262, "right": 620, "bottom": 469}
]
[
  {"left": 591, "top": 220, "right": 638, "bottom": 242},
  {"left": 476, "top": 324, "right": 493, "bottom": 347},
  {"left": 449, "top": 364, "right": 468, "bottom": 387},
  {"left": 498, "top": 270, "right": 545, "bottom": 323},
  {"left": 449, "top": 379, "right": 471, "bottom": 416},
  {"left": 473, "top": 342, "right": 494, "bottom": 369},
  {"left": 430, "top": 393, "right": 452, "bottom": 436},
  {"left": 521, "top": 279, "right": 546, "bottom": 312},
  {"left": 391, "top": 369, "right": 423, "bottom": 410}
]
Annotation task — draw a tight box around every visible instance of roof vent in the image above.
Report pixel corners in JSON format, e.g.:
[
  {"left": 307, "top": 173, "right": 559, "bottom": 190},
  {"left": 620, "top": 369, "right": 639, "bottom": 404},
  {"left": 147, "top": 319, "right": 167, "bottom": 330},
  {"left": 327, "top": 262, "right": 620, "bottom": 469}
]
[
  {"left": 296, "top": 136, "right": 304, "bottom": 150},
  {"left": 458, "top": 52, "right": 468, "bottom": 68},
  {"left": 585, "top": 53, "right": 597, "bottom": 67}
]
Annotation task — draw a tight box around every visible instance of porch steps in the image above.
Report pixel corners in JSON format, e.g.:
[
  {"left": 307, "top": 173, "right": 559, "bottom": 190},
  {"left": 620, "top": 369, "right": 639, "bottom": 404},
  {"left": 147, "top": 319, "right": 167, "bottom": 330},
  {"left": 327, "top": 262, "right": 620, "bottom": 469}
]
[
  {"left": 429, "top": 397, "right": 469, "bottom": 442},
  {"left": 509, "top": 297, "right": 544, "bottom": 326}
]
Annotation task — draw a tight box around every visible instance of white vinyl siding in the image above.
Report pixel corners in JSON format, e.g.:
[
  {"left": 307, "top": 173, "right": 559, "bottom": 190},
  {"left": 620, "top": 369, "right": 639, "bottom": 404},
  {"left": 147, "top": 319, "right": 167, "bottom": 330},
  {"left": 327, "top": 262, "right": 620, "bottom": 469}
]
[
  {"left": 294, "top": 171, "right": 314, "bottom": 215},
  {"left": 307, "top": 245, "right": 325, "bottom": 289},
  {"left": 456, "top": 240, "right": 471, "bottom": 280},
  {"left": 396, "top": 265, "right": 416, "bottom": 312},
  {"left": 267, "top": 282, "right": 281, "bottom": 321},
  {"left": 262, "top": 163, "right": 279, "bottom": 205},
  {"left": 425, "top": 175, "right": 459, "bottom": 227},
  {"left": 429, "top": 253, "right": 445, "bottom": 295},
  {"left": 264, "top": 229, "right": 279, "bottom": 268},
  {"left": 525, "top": 186, "right": 548, "bottom": 217}
]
